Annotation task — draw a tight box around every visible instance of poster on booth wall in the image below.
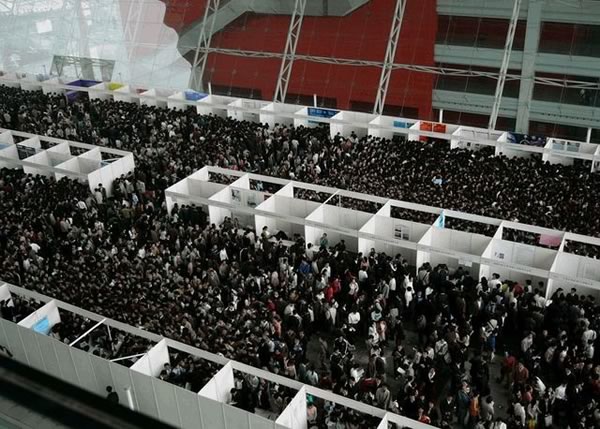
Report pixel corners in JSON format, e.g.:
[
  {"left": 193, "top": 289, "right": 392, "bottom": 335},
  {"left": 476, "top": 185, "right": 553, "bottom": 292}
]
[
  {"left": 419, "top": 122, "right": 433, "bottom": 142},
  {"left": 507, "top": 133, "right": 547, "bottom": 147}
]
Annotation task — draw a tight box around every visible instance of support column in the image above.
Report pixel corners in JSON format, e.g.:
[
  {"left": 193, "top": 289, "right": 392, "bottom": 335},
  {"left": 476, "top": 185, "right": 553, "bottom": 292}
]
[
  {"left": 373, "top": 0, "right": 406, "bottom": 115},
  {"left": 488, "top": 0, "right": 523, "bottom": 130},
  {"left": 188, "top": 0, "right": 221, "bottom": 91},
  {"left": 515, "top": 0, "right": 544, "bottom": 133},
  {"left": 273, "top": 0, "right": 307, "bottom": 104}
]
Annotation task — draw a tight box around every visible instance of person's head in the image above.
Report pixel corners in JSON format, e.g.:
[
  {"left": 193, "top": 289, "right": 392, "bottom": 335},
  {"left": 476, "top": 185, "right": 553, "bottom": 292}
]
[{"left": 106, "top": 386, "right": 113, "bottom": 393}]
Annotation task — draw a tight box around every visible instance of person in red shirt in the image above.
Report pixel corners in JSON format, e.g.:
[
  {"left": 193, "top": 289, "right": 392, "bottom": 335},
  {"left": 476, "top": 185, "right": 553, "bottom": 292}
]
[{"left": 497, "top": 352, "right": 517, "bottom": 388}]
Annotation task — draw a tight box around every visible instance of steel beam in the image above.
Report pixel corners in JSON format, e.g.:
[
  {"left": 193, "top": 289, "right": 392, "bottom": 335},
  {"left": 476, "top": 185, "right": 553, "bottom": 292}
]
[
  {"left": 488, "top": 0, "right": 523, "bottom": 129},
  {"left": 188, "top": 0, "right": 221, "bottom": 91},
  {"left": 373, "top": 0, "right": 406, "bottom": 115},
  {"left": 515, "top": 0, "right": 544, "bottom": 132},
  {"left": 273, "top": 0, "right": 307, "bottom": 103},
  {"left": 189, "top": 45, "right": 597, "bottom": 90}
]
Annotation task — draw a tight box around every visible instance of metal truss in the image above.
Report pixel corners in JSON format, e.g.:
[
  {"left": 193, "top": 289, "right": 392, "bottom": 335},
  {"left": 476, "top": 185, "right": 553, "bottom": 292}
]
[
  {"left": 374, "top": 0, "right": 406, "bottom": 115},
  {"left": 188, "top": 0, "right": 221, "bottom": 91},
  {"left": 191, "top": 46, "right": 600, "bottom": 90},
  {"left": 273, "top": 0, "right": 306, "bottom": 103},
  {"left": 123, "top": 0, "right": 144, "bottom": 61},
  {"left": 488, "top": 0, "right": 523, "bottom": 130},
  {"left": 0, "top": 0, "right": 14, "bottom": 14}
]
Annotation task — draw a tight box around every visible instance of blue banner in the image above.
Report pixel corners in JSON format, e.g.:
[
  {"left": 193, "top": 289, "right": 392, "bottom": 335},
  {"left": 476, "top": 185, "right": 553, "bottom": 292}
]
[
  {"left": 184, "top": 90, "right": 208, "bottom": 101},
  {"left": 307, "top": 107, "right": 338, "bottom": 119},
  {"left": 32, "top": 316, "right": 51, "bottom": 335},
  {"left": 507, "top": 132, "right": 546, "bottom": 147},
  {"left": 393, "top": 120, "right": 413, "bottom": 129}
]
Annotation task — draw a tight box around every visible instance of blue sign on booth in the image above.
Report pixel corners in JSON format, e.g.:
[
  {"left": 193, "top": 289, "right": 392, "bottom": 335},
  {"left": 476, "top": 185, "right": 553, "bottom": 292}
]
[{"left": 32, "top": 316, "right": 51, "bottom": 335}]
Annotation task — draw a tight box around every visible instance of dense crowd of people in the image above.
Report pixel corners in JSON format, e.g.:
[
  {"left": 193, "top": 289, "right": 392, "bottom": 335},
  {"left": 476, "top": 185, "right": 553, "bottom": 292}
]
[{"left": 1, "top": 85, "right": 600, "bottom": 428}]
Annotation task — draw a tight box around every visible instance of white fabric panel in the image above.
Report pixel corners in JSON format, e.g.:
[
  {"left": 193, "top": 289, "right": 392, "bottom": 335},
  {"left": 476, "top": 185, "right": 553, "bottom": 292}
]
[
  {"left": 152, "top": 378, "right": 181, "bottom": 426},
  {"left": 0, "top": 318, "right": 9, "bottom": 351},
  {"left": 109, "top": 360, "right": 138, "bottom": 409},
  {"left": 89, "top": 354, "right": 116, "bottom": 397},
  {"left": 18, "top": 326, "right": 45, "bottom": 372},
  {"left": 0, "top": 284, "right": 12, "bottom": 305},
  {"left": 175, "top": 386, "right": 204, "bottom": 429},
  {"left": 69, "top": 347, "right": 100, "bottom": 394},
  {"left": 198, "top": 396, "right": 225, "bottom": 429},
  {"left": 2, "top": 321, "right": 27, "bottom": 363},
  {"left": 130, "top": 354, "right": 152, "bottom": 375},
  {"left": 248, "top": 413, "right": 277, "bottom": 429},
  {"left": 223, "top": 403, "right": 250, "bottom": 429},
  {"left": 18, "top": 300, "right": 61, "bottom": 330},
  {"left": 51, "top": 338, "right": 80, "bottom": 387},
  {"left": 130, "top": 369, "right": 159, "bottom": 418},
  {"left": 35, "top": 334, "right": 63, "bottom": 379}
]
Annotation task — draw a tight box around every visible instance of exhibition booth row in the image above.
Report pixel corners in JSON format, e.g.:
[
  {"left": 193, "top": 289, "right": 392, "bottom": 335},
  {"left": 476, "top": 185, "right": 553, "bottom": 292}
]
[
  {"left": 0, "top": 282, "right": 433, "bottom": 429},
  {"left": 166, "top": 166, "right": 600, "bottom": 301},
  {"left": 2, "top": 71, "right": 600, "bottom": 171},
  {"left": 0, "top": 129, "right": 135, "bottom": 195}
]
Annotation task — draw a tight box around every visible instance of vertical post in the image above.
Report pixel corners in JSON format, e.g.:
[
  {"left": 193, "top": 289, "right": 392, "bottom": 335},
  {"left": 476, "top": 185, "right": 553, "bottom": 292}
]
[
  {"left": 438, "top": 108, "right": 444, "bottom": 123},
  {"left": 189, "top": 0, "right": 221, "bottom": 91},
  {"left": 373, "top": 0, "right": 406, "bottom": 115},
  {"left": 125, "top": 387, "right": 135, "bottom": 410},
  {"left": 313, "top": 94, "right": 318, "bottom": 107},
  {"left": 515, "top": 0, "right": 543, "bottom": 133},
  {"left": 489, "top": 0, "right": 523, "bottom": 130},
  {"left": 273, "top": 0, "right": 307, "bottom": 103},
  {"left": 587, "top": 127, "right": 592, "bottom": 143}
]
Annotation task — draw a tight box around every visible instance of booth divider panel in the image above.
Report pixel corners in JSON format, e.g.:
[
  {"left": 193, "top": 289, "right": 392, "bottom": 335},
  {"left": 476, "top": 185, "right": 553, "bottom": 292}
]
[
  {"left": 34, "top": 333, "right": 63, "bottom": 379},
  {"left": 130, "top": 369, "right": 159, "bottom": 419},
  {"left": 69, "top": 346, "right": 100, "bottom": 394},
  {"left": 51, "top": 338, "right": 80, "bottom": 387},
  {"left": 175, "top": 385, "right": 205, "bottom": 429},
  {"left": 249, "top": 413, "right": 279, "bottom": 429},
  {"left": 89, "top": 354, "right": 115, "bottom": 399},
  {"left": 109, "top": 360, "right": 139, "bottom": 410},
  {"left": 198, "top": 396, "right": 225, "bottom": 429},
  {"left": 223, "top": 403, "right": 251, "bottom": 429},
  {"left": 151, "top": 377, "right": 181, "bottom": 426},
  {"left": 0, "top": 318, "right": 9, "bottom": 353},
  {"left": 16, "top": 325, "right": 45, "bottom": 372}
]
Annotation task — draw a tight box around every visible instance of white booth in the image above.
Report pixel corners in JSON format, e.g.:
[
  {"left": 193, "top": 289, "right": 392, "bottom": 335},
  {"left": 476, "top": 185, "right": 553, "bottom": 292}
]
[
  {"left": 451, "top": 126, "right": 503, "bottom": 151},
  {"left": 368, "top": 115, "right": 415, "bottom": 140},
  {"left": 259, "top": 102, "right": 300, "bottom": 127},
  {"left": 293, "top": 107, "right": 339, "bottom": 128},
  {"left": 140, "top": 88, "right": 174, "bottom": 108},
  {"left": 329, "top": 111, "right": 376, "bottom": 139},
  {"left": 197, "top": 94, "right": 238, "bottom": 118},
  {"left": 228, "top": 98, "right": 270, "bottom": 123}
]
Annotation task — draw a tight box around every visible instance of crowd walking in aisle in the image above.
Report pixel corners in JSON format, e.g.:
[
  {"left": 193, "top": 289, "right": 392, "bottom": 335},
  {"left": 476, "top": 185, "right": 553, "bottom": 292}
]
[{"left": 1, "top": 85, "right": 600, "bottom": 428}]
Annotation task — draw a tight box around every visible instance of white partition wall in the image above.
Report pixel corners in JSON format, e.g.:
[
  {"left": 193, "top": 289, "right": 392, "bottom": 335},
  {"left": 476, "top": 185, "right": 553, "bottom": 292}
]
[
  {"left": 0, "top": 129, "right": 134, "bottom": 196},
  {"left": 329, "top": 111, "right": 376, "bottom": 139},
  {"left": 197, "top": 95, "right": 238, "bottom": 118},
  {"left": 165, "top": 165, "right": 600, "bottom": 299},
  {"left": 140, "top": 88, "right": 174, "bottom": 107},
  {"left": 368, "top": 115, "right": 415, "bottom": 139},
  {"left": 17, "top": 300, "right": 61, "bottom": 335},
  {"left": 3, "top": 74, "right": 600, "bottom": 167},
  {"left": 0, "top": 283, "right": 13, "bottom": 306},
  {"left": 131, "top": 339, "right": 170, "bottom": 377},
  {"left": 451, "top": 126, "right": 503, "bottom": 151},
  {"left": 294, "top": 107, "right": 339, "bottom": 128},
  {"left": 113, "top": 85, "right": 143, "bottom": 104},
  {"left": 228, "top": 98, "right": 269, "bottom": 123},
  {"left": 276, "top": 387, "right": 308, "bottom": 429},
  {"left": 260, "top": 102, "right": 299, "bottom": 127},
  {"left": 41, "top": 77, "right": 65, "bottom": 95}
]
